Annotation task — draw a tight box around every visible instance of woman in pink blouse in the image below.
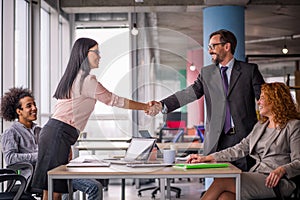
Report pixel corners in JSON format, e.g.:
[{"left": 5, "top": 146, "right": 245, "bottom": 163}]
[{"left": 32, "top": 38, "right": 150, "bottom": 200}]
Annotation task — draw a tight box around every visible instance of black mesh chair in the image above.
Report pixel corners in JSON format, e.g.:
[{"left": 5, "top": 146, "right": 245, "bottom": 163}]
[
  {"left": 7, "top": 162, "right": 43, "bottom": 199},
  {"left": 0, "top": 168, "right": 36, "bottom": 200}
]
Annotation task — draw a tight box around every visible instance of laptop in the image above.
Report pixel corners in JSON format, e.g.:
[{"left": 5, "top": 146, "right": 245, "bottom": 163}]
[
  {"left": 103, "top": 138, "right": 156, "bottom": 165},
  {"left": 139, "top": 130, "right": 162, "bottom": 156},
  {"left": 139, "top": 130, "right": 153, "bottom": 138}
]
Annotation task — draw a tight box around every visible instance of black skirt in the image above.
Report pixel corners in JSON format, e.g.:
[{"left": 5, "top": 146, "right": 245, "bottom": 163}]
[{"left": 32, "top": 118, "right": 79, "bottom": 193}]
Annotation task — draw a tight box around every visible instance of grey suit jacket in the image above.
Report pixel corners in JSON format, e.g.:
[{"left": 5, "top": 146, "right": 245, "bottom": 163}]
[
  {"left": 161, "top": 60, "right": 265, "bottom": 155},
  {"left": 212, "top": 119, "right": 300, "bottom": 179}
]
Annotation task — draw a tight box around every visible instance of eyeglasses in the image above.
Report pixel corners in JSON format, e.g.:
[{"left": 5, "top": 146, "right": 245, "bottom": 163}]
[
  {"left": 208, "top": 42, "right": 226, "bottom": 50},
  {"left": 88, "top": 50, "right": 101, "bottom": 56}
]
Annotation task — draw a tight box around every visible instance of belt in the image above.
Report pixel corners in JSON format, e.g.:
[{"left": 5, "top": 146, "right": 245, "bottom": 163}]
[{"left": 226, "top": 127, "right": 235, "bottom": 135}]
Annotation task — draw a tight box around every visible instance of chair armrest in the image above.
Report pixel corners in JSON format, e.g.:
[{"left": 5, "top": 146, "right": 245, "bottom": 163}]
[
  {"left": 6, "top": 162, "right": 34, "bottom": 192},
  {"left": 0, "top": 169, "right": 16, "bottom": 174},
  {"left": 0, "top": 169, "right": 18, "bottom": 191},
  {"left": 7, "top": 162, "right": 34, "bottom": 173},
  {"left": 0, "top": 174, "right": 26, "bottom": 200}
]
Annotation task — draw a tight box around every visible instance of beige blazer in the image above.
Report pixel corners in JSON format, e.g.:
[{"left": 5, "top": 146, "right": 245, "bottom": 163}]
[{"left": 212, "top": 119, "right": 300, "bottom": 179}]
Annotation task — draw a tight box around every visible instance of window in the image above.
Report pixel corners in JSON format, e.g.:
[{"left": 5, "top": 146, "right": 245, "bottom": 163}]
[
  {"left": 75, "top": 28, "right": 131, "bottom": 138},
  {"left": 0, "top": 0, "right": 3, "bottom": 168},
  {"left": 40, "top": 8, "right": 50, "bottom": 125},
  {"left": 14, "top": 0, "right": 29, "bottom": 87}
]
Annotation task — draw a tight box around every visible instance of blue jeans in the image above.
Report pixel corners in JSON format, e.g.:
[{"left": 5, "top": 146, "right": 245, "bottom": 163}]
[{"left": 62, "top": 179, "right": 103, "bottom": 200}]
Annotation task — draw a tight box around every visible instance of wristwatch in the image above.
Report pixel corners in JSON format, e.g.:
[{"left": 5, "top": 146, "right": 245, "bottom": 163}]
[{"left": 160, "top": 101, "right": 168, "bottom": 114}]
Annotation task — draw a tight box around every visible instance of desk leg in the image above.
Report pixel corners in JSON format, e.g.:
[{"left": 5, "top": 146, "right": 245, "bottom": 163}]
[
  {"left": 68, "top": 179, "right": 73, "bottom": 200},
  {"left": 166, "top": 179, "right": 171, "bottom": 199},
  {"left": 236, "top": 174, "right": 241, "bottom": 200},
  {"left": 121, "top": 179, "right": 125, "bottom": 200},
  {"left": 160, "top": 179, "right": 166, "bottom": 200},
  {"left": 48, "top": 176, "right": 53, "bottom": 200}
]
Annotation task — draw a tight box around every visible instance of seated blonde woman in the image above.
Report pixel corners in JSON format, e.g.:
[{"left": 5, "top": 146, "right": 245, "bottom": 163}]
[{"left": 187, "top": 82, "right": 300, "bottom": 200}]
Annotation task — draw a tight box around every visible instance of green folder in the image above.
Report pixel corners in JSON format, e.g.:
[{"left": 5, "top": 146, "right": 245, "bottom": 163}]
[{"left": 174, "top": 163, "right": 229, "bottom": 169}]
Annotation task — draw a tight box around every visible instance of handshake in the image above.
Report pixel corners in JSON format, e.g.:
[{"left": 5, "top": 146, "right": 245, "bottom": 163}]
[{"left": 145, "top": 101, "right": 163, "bottom": 116}]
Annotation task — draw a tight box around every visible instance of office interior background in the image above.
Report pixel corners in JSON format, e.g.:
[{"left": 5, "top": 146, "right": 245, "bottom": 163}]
[{"left": 1, "top": 0, "right": 300, "bottom": 168}]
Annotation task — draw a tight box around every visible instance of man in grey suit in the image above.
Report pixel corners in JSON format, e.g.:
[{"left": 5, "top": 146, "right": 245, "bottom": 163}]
[{"left": 148, "top": 29, "right": 265, "bottom": 171}]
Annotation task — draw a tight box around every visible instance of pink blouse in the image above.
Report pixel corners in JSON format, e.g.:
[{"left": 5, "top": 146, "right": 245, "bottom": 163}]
[{"left": 52, "top": 71, "right": 125, "bottom": 131}]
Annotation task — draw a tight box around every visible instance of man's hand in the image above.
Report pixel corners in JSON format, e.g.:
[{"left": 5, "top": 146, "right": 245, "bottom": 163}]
[
  {"left": 265, "top": 166, "right": 286, "bottom": 188},
  {"left": 145, "top": 101, "right": 162, "bottom": 116}
]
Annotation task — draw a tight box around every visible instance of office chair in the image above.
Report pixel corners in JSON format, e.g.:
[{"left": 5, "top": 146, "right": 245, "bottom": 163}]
[
  {"left": 137, "top": 130, "right": 184, "bottom": 199},
  {"left": 273, "top": 175, "right": 300, "bottom": 200},
  {"left": 7, "top": 162, "right": 43, "bottom": 199},
  {"left": 253, "top": 175, "right": 300, "bottom": 200},
  {"left": 194, "top": 125, "right": 205, "bottom": 143},
  {"left": 0, "top": 168, "right": 36, "bottom": 200}
]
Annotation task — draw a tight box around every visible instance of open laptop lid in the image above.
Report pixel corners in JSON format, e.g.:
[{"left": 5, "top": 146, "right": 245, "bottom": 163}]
[
  {"left": 139, "top": 130, "right": 161, "bottom": 153},
  {"left": 124, "top": 138, "right": 156, "bottom": 161}
]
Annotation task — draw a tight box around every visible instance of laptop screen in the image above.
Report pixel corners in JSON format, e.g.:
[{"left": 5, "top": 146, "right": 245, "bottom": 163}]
[
  {"left": 138, "top": 130, "right": 152, "bottom": 138},
  {"left": 124, "top": 138, "right": 156, "bottom": 161}
]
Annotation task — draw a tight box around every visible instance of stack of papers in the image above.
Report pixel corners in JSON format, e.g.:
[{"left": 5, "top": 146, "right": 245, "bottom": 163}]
[
  {"left": 67, "top": 159, "right": 111, "bottom": 167},
  {"left": 174, "top": 163, "right": 229, "bottom": 169},
  {"left": 126, "top": 162, "right": 172, "bottom": 168}
]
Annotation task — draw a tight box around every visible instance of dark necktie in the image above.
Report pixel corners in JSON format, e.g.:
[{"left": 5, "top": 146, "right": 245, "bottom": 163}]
[{"left": 221, "top": 66, "right": 231, "bottom": 134}]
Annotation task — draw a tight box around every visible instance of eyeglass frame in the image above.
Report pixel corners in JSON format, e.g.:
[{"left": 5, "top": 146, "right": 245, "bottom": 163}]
[
  {"left": 88, "top": 49, "right": 101, "bottom": 56},
  {"left": 207, "top": 42, "right": 226, "bottom": 50}
]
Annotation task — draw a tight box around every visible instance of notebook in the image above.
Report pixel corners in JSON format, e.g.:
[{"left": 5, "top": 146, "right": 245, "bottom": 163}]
[
  {"left": 173, "top": 163, "right": 229, "bottom": 169},
  {"left": 102, "top": 138, "right": 156, "bottom": 165}
]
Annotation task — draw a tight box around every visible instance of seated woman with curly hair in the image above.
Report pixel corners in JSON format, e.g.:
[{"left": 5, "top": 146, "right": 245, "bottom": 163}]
[{"left": 187, "top": 82, "right": 300, "bottom": 200}]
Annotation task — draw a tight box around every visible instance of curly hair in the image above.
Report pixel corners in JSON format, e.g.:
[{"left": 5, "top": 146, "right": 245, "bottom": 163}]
[
  {"left": 0, "top": 87, "right": 34, "bottom": 121},
  {"left": 259, "top": 82, "right": 300, "bottom": 128}
]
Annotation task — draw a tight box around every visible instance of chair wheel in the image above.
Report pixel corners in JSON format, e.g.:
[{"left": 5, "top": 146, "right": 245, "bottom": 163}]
[{"left": 151, "top": 194, "right": 156, "bottom": 199}]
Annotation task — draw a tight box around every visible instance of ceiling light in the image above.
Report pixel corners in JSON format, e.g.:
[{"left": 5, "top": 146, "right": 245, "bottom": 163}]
[
  {"left": 131, "top": 23, "right": 138, "bottom": 36},
  {"left": 131, "top": 0, "right": 138, "bottom": 36},
  {"left": 190, "top": 63, "right": 196, "bottom": 71},
  {"left": 282, "top": 44, "right": 288, "bottom": 54}
]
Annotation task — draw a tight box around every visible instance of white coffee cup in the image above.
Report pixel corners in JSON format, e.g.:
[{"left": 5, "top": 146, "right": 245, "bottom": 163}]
[{"left": 163, "top": 149, "right": 176, "bottom": 164}]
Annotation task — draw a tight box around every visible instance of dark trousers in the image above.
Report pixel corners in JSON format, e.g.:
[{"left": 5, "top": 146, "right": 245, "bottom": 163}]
[{"left": 217, "top": 131, "right": 255, "bottom": 171}]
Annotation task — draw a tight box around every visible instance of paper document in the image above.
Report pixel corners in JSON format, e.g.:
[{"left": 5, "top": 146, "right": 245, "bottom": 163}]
[
  {"left": 126, "top": 161, "right": 172, "bottom": 168},
  {"left": 67, "top": 159, "right": 111, "bottom": 167},
  {"left": 175, "top": 155, "right": 191, "bottom": 161}
]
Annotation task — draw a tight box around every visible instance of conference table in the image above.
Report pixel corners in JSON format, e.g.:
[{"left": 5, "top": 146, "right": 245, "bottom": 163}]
[{"left": 48, "top": 162, "right": 241, "bottom": 200}]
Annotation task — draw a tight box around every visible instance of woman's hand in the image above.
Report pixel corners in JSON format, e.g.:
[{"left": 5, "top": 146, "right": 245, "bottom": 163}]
[
  {"left": 186, "top": 154, "right": 215, "bottom": 163},
  {"left": 265, "top": 166, "right": 286, "bottom": 188}
]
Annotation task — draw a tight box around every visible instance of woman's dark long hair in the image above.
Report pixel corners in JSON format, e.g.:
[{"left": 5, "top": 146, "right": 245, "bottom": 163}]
[{"left": 53, "top": 38, "right": 98, "bottom": 99}]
